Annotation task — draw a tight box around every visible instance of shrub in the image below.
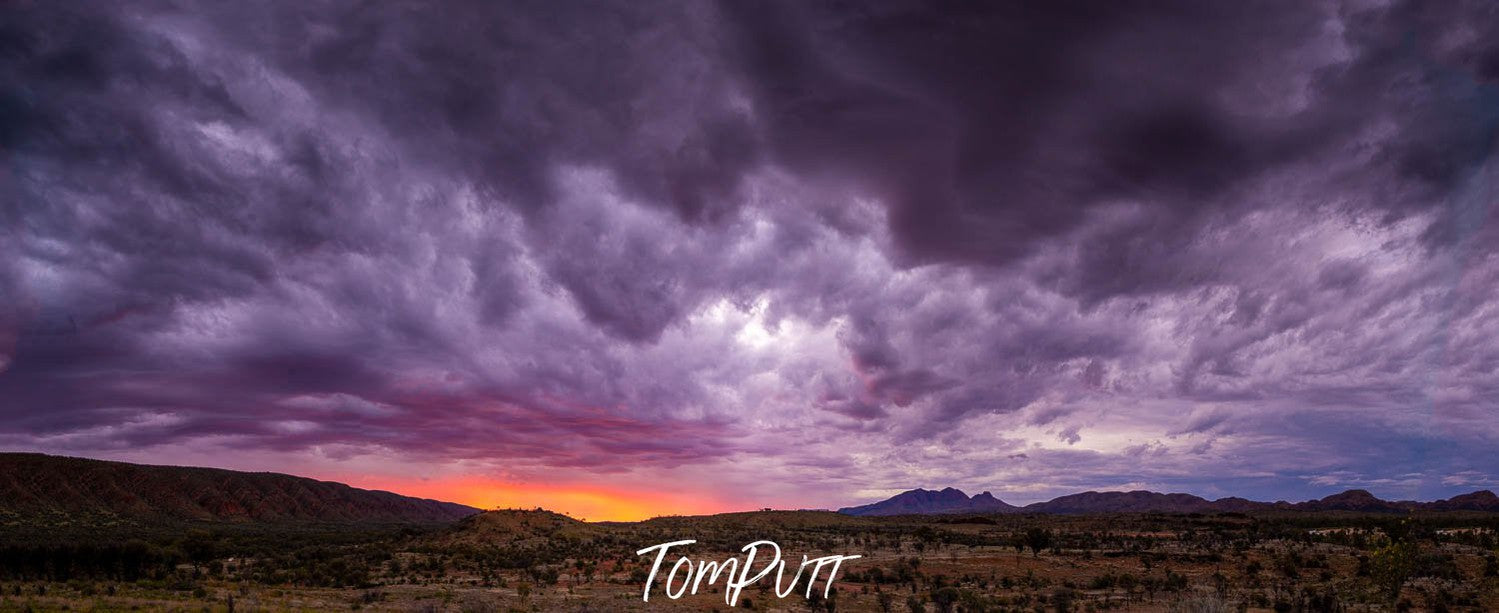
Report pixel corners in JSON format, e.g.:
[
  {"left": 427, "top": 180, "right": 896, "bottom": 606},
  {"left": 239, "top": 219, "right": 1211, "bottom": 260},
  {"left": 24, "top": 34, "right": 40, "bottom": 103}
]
[{"left": 1168, "top": 593, "right": 1235, "bottom": 613}]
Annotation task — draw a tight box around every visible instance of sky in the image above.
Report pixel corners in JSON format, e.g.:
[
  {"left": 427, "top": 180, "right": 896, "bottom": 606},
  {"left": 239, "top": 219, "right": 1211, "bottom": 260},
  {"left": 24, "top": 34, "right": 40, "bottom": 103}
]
[{"left": 2, "top": 1, "right": 1498, "bottom": 521}]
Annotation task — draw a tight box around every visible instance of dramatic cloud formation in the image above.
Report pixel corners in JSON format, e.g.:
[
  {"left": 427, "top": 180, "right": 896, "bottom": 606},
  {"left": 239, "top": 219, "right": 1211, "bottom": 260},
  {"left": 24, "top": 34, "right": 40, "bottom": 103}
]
[{"left": 3, "top": 0, "right": 1497, "bottom": 517}]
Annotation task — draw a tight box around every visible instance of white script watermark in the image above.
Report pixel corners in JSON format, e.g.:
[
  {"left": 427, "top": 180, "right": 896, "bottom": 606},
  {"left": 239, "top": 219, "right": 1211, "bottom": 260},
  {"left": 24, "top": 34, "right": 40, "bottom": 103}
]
[{"left": 635, "top": 539, "right": 861, "bottom": 606}]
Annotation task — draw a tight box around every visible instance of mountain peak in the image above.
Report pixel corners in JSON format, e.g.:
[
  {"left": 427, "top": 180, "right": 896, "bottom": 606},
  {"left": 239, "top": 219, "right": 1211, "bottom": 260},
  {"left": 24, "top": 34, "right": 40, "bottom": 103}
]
[
  {"left": 1325, "top": 489, "right": 1377, "bottom": 500},
  {"left": 1027, "top": 490, "right": 1213, "bottom": 514},
  {"left": 838, "top": 487, "right": 1016, "bottom": 516},
  {"left": 1427, "top": 490, "right": 1499, "bottom": 511}
]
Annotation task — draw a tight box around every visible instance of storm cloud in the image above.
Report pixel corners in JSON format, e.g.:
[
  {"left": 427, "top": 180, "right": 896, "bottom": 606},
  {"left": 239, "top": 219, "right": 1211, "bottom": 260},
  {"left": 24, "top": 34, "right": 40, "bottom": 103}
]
[{"left": 3, "top": 0, "right": 1497, "bottom": 508}]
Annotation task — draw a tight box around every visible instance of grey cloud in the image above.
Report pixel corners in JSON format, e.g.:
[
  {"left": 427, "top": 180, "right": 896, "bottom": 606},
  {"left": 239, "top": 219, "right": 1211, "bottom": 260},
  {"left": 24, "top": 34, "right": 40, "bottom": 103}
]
[{"left": 3, "top": 0, "right": 1498, "bottom": 508}]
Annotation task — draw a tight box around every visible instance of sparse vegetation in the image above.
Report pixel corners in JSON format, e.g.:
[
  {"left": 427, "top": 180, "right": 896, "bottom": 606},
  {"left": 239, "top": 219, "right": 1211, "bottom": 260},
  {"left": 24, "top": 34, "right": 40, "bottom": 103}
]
[{"left": 2, "top": 509, "right": 1498, "bottom": 610}]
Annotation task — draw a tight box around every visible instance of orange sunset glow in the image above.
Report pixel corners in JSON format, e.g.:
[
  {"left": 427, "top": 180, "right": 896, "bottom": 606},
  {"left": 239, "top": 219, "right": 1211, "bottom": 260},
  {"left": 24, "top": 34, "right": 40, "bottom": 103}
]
[{"left": 331, "top": 475, "right": 735, "bottom": 522}]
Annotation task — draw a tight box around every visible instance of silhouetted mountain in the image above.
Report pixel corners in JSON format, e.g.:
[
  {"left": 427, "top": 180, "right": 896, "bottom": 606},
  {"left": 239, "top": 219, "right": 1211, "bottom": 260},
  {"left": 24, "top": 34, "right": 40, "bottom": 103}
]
[
  {"left": 1206, "top": 497, "right": 1271, "bottom": 513},
  {"left": 1290, "top": 489, "right": 1405, "bottom": 513},
  {"left": 841, "top": 486, "right": 1499, "bottom": 516},
  {"left": 838, "top": 487, "right": 1018, "bottom": 516},
  {"left": 0, "top": 453, "right": 480, "bottom": 528},
  {"left": 1426, "top": 490, "right": 1499, "bottom": 512},
  {"left": 1026, "top": 491, "right": 1216, "bottom": 514}
]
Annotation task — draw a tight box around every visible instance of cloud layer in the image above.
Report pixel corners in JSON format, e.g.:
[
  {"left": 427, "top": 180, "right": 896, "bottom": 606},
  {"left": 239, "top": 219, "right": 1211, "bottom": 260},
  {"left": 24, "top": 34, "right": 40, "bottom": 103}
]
[{"left": 3, "top": 0, "right": 1498, "bottom": 510}]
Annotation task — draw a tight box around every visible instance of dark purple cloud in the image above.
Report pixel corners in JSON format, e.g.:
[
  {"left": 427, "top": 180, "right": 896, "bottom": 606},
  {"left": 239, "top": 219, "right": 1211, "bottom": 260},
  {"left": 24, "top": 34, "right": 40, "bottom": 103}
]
[{"left": 2, "top": 0, "right": 1497, "bottom": 507}]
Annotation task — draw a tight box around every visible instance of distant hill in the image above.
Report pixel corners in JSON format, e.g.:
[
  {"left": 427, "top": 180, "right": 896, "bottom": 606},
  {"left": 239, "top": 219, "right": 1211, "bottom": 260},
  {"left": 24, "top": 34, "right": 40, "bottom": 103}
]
[
  {"left": 1287, "top": 489, "right": 1409, "bottom": 513},
  {"left": 837, "top": 487, "right": 1019, "bottom": 516},
  {"left": 1425, "top": 490, "right": 1499, "bottom": 512},
  {"left": 429, "top": 509, "right": 604, "bottom": 548},
  {"left": 840, "top": 486, "right": 1499, "bottom": 516},
  {"left": 640, "top": 509, "right": 872, "bottom": 530},
  {"left": 1026, "top": 491, "right": 1218, "bottom": 514},
  {"left": 0, "top": 453, "right": 480, "bottom": 531}
]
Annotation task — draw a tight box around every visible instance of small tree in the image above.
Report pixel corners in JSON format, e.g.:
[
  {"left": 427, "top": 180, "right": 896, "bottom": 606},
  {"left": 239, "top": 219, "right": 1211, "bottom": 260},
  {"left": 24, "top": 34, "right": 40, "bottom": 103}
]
[
  {"left": 1369, "top": 542, "right": 1417, "bottom": 603},
  {"left": 1025, "top": 528, "right": 1054, "bottom": 558},
  {"left": 930, "top": 587, "right": 960, "bottom": 613}
]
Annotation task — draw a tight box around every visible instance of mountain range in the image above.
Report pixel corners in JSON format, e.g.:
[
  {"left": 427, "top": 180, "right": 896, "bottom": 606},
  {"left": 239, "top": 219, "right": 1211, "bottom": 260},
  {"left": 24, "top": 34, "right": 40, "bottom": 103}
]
[
  {"left": 838, "top": 487, "right": 1499, "bottom": 516},
  {"left": 0, "top": 453, "right": 479, "bottom": 529},
  {"left": 6, "top": 453, "right": 1497, "bottom": 530}
]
